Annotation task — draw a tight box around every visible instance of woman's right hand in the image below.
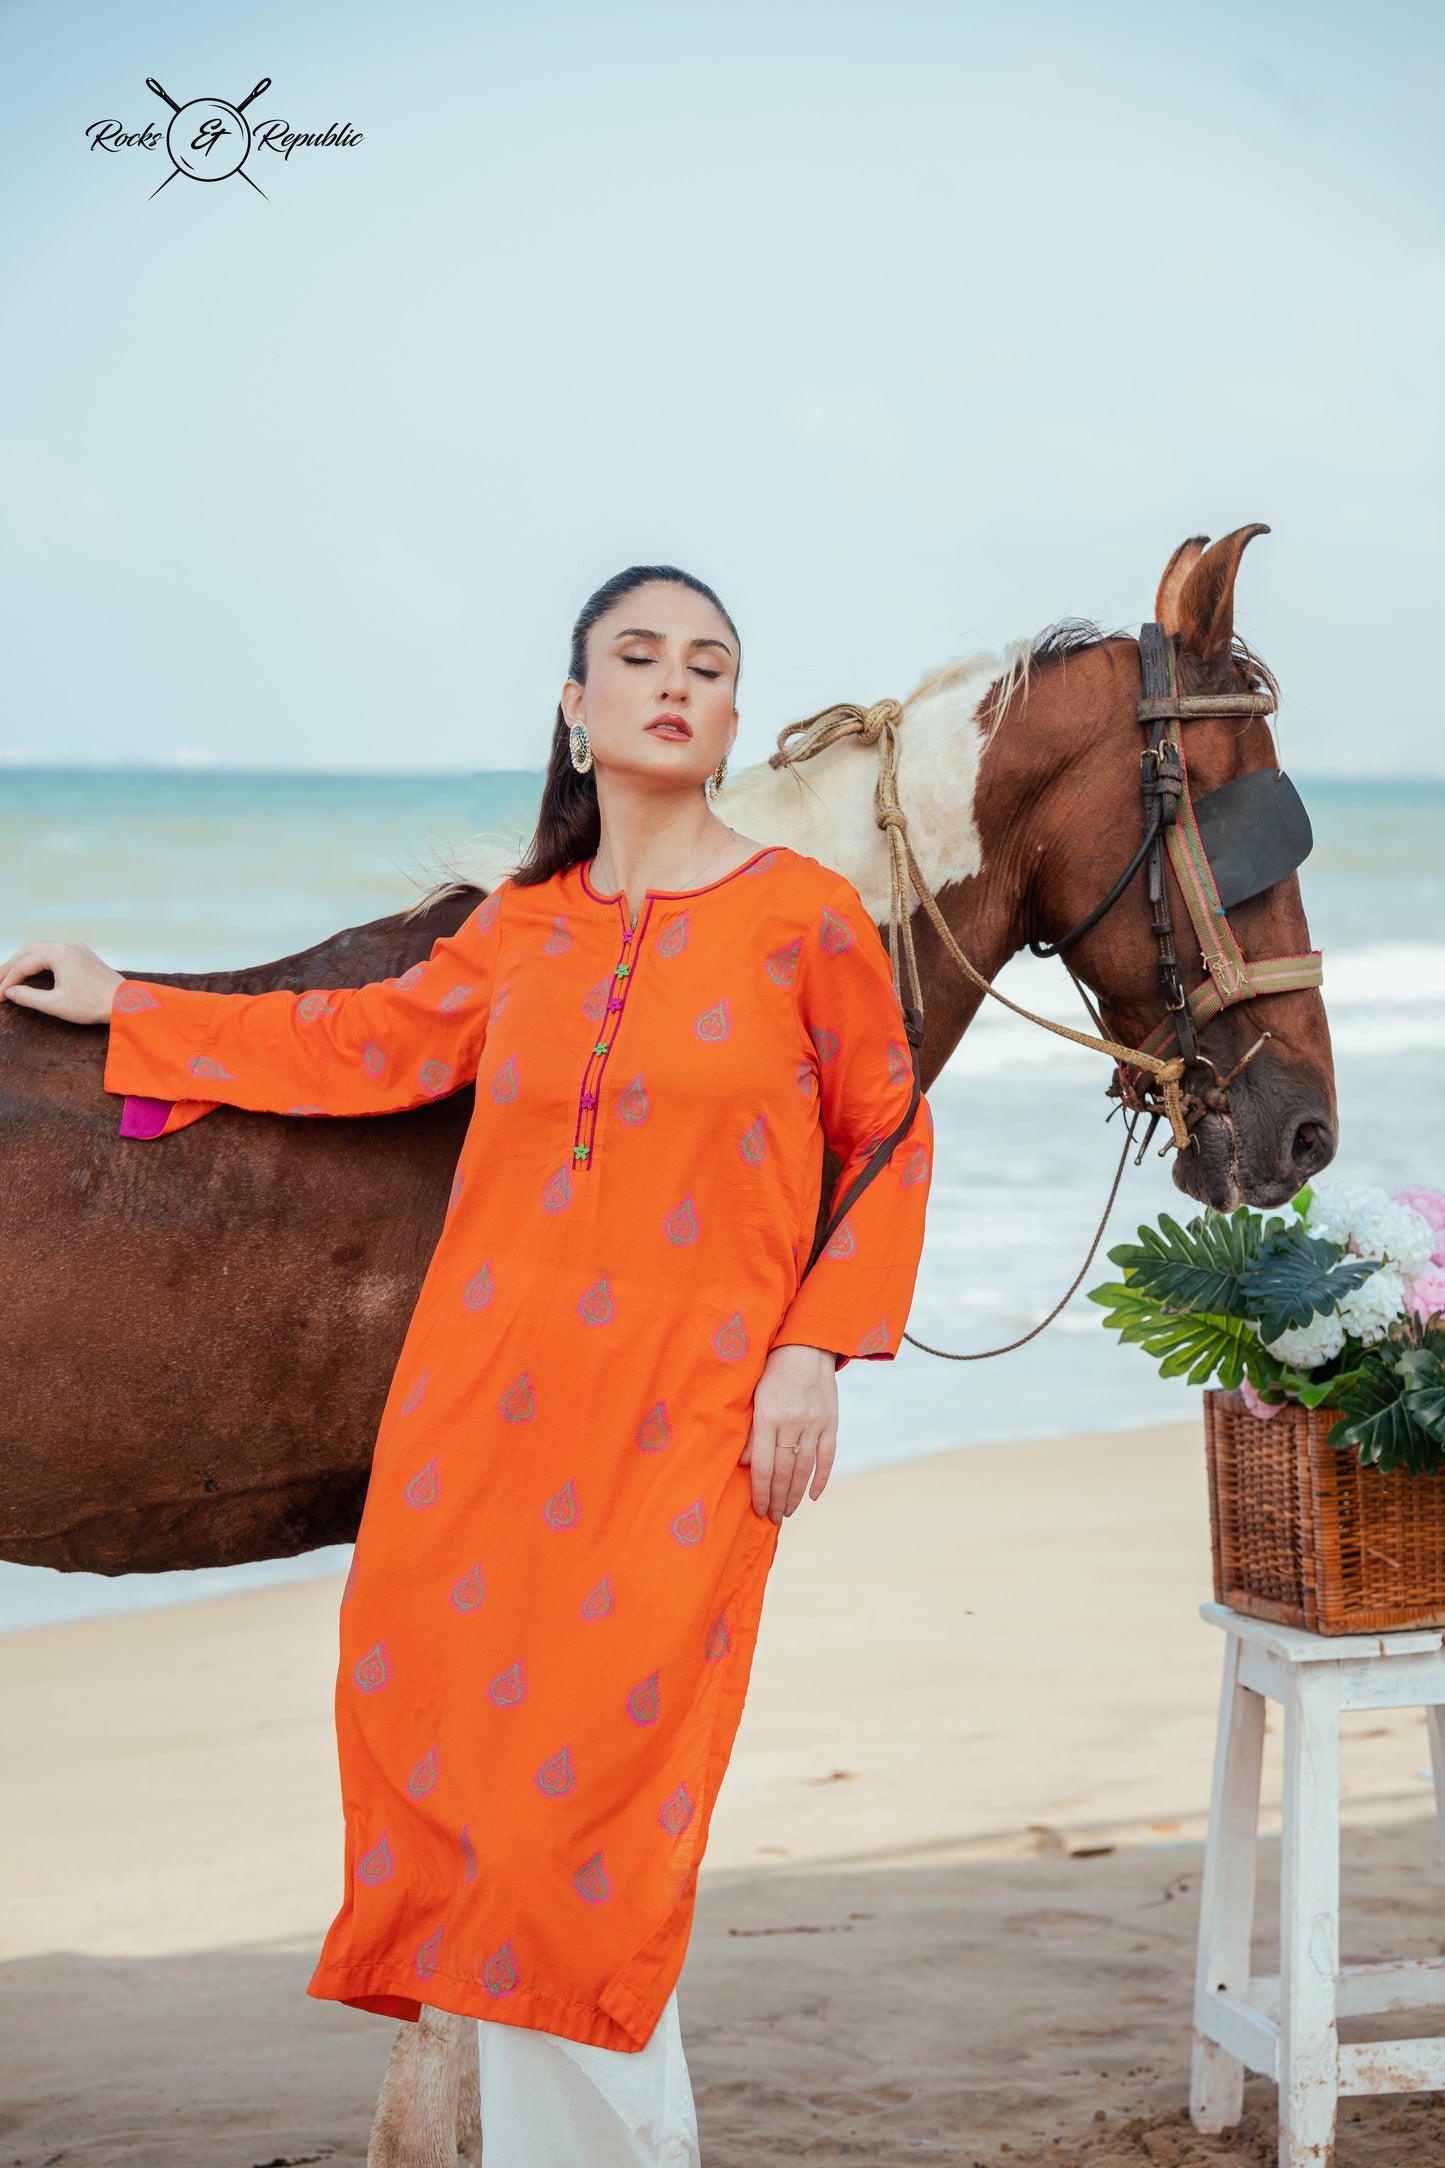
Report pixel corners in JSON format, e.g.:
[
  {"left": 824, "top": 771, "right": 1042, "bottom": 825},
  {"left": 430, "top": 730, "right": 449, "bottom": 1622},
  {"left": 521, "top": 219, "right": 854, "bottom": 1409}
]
[{"left": 0, "top": 941, "right": 123, "bottom": 1025}]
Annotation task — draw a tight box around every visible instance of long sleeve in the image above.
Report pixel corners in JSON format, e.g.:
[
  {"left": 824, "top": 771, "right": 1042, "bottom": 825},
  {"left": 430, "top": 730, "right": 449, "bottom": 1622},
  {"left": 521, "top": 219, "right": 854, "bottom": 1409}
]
[
  {"left": 103, "top": 884, "right": 508, "bottom": 1140},
  {"left": 770, "top": 876, "right": 932, "bottom": 1363}
]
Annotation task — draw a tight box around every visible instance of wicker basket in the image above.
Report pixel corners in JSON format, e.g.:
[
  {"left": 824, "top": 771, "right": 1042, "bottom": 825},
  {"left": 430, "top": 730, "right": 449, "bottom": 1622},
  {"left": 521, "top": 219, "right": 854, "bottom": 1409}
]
[{"left": 1204, "top": 1387, "right": 1445, "bottom": 1635}]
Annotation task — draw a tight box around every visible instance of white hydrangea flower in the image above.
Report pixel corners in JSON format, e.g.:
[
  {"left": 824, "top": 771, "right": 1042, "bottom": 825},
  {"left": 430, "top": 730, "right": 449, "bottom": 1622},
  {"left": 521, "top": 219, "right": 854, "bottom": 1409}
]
[
  {"left": 1305, "top": 1183, "right": 1435, "bottom": 1280},
  {"left": 1336, "top": 1265, "right": 1408, "bottom": 1346},
  {"left": 1261, "top": 1307, "right": 1347, "bottom": 1369}
]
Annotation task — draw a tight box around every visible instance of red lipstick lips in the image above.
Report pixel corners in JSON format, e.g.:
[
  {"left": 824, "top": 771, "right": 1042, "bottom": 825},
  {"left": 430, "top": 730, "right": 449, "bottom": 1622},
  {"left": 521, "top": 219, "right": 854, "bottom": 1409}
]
[{"left": 647, "top": 713, "right": 692, "bottom": 739}]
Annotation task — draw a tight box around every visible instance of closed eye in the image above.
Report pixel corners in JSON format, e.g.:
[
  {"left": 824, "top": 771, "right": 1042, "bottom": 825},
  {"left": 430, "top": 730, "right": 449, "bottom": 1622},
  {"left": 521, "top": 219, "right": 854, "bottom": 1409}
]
[{"left": 621, "top": 656, "right": 721, "bottom": 679}]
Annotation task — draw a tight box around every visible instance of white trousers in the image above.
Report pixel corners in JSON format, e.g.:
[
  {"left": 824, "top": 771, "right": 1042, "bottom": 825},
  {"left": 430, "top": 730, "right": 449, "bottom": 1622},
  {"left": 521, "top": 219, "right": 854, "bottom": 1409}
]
[{"left": 476, "top": 1986, "right": 701, "bottom": 2167}]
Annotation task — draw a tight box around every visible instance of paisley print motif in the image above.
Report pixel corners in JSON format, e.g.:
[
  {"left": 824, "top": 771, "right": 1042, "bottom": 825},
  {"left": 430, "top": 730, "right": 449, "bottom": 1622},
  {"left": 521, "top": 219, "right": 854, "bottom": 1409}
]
[
  {"left": 765, "top": 937, "right": 802, "bottom": 987},
  {"left": 811, "top": 1027, "right": 839, "bottom": 1066},
  {"left": 820, "top": 904, "right": 855, "bottom": 953},
  {"left": 356, "top": 1832, "right": 394, "bottom": 1886},
  {"left": 661, "top": 1193, "right": 698, "bottom": 1246},
  {"left": 187, "top": 1054, "right": 234, "bottom": 1082},
  {"left": 286, "top": 1103, "right": 324, "bottom": 1116},
  {"left": 573, "top": 1852, "right": 611, "bottom": 1905},
  {"left": 462, "top": 1261, "right": 494, "bottom": 1312},
  {"left": 295, "top": 991, "right": 334, "bottom": 1023},
  {"left": 460, "top": 1825, "right": 479, "bottom": 1884},
  {"left": 615, "top": 1073, "right": 649, "bottom": 1125},
  {"left": 694, "top": 998, "right": 731, "bottom": 1043},
  {"left": 742, "top": 848, "right": 777, "bottom": 875},
  {"left": 474, "top": 888, "right": 502, "bottom": 933},
  {"left": 658, "top": 1782, "right": 694, "bottom": 1836},
  {"left": 362, "top": 1040, "right": 387, "bottom": 1077},
  {"left": 404, "top": 1457, "right": 439, "bottom": 1510},
  {"left": 543, "top": 1478, "right": 579, "bottom": 1530},
  {"left": 577, "top": 1276, "right": 614, "bottom": 1328},
  {"left": 796, "top": 1060, "right": 817, "bottom": 1098},
  {"left": 670, "top": 1497, "right": 706, "bottom": 1547},
  {"left": 711, "top": 1310, "right": 748, "bottom": 1363},
  {"left": 822, "top": 1217, "right": 856, "bottom": 1261},
  {"left": 488, "top": 1659, "right": 527, "bottom": 1709},
  {"left": 437, "top": 983, "right": 474, "bottom": 1015},
  {"left": 407, "top": 1745, "right": 440, "bottom": 1798},
  {"left": 627, "top": 1671, "right": 660, "bottom": 1726},
  {"left": 498, "top": 1371, "right": 535, "bottom": 1424},
  {"left": 445, "top": 1167, "right": 464, "bottom": 1214},
  {"left": 705, "top": 1611, "right": 731, "bottom": 1662},
  {"left": 857, "top": 1319, "right": 891, "bottom": 1356},
  {"left": 113, "top": 984, "right": 160, "bottom": 1013},
  {"left": 534, "top": 1744, "right": 575, "bottom": 1797},
  {"left": 579, "top": 1574, "right": 614, "bottom": 1620},
  {"left": 393, "top": 963, "right": 426, "bottom": 992},
  {"left": 490, "top": 1053, "right": 519, "bottom": 1104},
  {"left": 737, "top": 1114, "right": 766, "bottom": 1165},
  {"left": 900, "top": 1144, "right": 929, "bottom": 1188},
  {"left": 482, "top": 1940, "right": 518, "bottom": 1997},
  {"left": 636, "top": 1402, "right": 671, "bottom": 1452},
  {"left": 582, "top": 975, "right": 611, "bottom": 1023},
  {"left": 655, "top": 911, "right": 689, "bottom": 958},
  {"left": 353, "top": 1641, "right": 391, "bottom": 1693},
  {"left": 449, "top": 1562, "right": 486, "bottom": 1613},
  {"left": 541, "top": 1165, "right": 573, "bottom": 1214},
  {"left": 401, "top": 1368, "right": 428, "bottom": 1416},
  {"left": 887, "top": 1039, "right": 911, "bottom": 1085},
  {"left": 414, "top": 1925, "right": 444, "bottom": 1979},
  {"left": 418, "top": 1058, "right": 453, "bottom": 1098},
  {"left": 543, "top": 915, "right": 572, "bottom": 957}
]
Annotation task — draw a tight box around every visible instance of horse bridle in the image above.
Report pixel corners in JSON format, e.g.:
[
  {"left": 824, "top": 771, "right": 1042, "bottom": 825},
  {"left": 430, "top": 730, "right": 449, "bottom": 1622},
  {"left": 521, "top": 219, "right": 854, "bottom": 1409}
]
[{"left": 1028, "top": 620, "right": 1323, "bottom": 1151}]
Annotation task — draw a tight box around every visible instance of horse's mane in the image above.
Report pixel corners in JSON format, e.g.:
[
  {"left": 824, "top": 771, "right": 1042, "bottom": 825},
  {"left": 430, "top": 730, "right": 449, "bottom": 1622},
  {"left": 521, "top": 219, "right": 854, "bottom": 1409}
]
[{"left": 981, "top": 617, "right": 1278, "bottom": 736}]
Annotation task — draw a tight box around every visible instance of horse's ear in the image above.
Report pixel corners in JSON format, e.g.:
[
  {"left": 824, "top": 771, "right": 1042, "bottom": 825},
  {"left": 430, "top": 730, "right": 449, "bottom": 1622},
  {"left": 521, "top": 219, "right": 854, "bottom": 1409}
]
[
  {"left": 1173, "top": 523, "right": 1271, "bottom": 663},
  {"left": 1155, "top": 536, "right": 1209, "bottom": 633}
]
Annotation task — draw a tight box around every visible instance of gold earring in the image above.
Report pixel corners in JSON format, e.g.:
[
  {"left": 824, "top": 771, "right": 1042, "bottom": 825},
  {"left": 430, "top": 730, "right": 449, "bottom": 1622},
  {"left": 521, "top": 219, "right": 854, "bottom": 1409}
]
[
  {"left": 569, "top": 722, "right": 594, "bottom": 775},
  {"left": 704, "top": 753, "right": 728, "bottom": 805}
]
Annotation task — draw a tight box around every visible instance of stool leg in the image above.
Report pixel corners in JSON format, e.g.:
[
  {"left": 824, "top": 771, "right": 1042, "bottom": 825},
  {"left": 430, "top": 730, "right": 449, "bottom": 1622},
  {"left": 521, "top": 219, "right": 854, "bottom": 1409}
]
[
  {"left": 1277, "top": 1665, "right": 1340, "bottom": 2168},
  {"left": 1191, "top": 1632, "right": 1265, "bottom": 2133},
  {"left": 1426, "top": 1705, "right": 1445, "bottom": 1879}
]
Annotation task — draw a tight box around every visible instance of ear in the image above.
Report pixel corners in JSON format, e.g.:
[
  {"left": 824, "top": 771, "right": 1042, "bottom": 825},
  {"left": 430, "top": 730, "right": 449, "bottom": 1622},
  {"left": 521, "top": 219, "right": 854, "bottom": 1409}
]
[
  {"left": 1173, "top": 523, "right": 1271, "bottom": 664},
  {"left": 1154, "top": 535, "right": 1210, "bottom": 633}
]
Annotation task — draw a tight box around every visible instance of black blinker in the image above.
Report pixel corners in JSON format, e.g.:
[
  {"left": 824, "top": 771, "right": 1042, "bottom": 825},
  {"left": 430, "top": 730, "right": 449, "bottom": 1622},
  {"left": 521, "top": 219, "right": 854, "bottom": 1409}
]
[{"left": 1191, "top": 767, "right": 1313, "bottom": 910}]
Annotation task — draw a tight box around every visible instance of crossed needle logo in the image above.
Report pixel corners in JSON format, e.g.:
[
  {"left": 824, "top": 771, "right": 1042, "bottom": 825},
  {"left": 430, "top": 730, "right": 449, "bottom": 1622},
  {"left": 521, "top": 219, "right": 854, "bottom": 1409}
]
[{"left": 146, "top": 75, "right": 272, "bottom": 198}]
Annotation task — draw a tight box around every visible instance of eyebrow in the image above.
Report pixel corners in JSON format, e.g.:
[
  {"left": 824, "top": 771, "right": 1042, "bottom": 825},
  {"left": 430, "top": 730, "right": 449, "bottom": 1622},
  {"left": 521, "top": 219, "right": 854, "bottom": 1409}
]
[{"left": 613, "top": 626, "right": 735, "bottom": 657}]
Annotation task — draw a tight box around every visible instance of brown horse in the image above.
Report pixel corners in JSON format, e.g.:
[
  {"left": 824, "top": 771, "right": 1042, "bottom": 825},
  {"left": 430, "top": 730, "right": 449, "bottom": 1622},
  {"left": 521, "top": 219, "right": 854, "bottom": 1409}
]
[
  {"left": 0, "top": 525, "right": 1334, "bottom": 1590},
  {"left": 0, "top": 527, "right": 1335, "bottom": 2158}
]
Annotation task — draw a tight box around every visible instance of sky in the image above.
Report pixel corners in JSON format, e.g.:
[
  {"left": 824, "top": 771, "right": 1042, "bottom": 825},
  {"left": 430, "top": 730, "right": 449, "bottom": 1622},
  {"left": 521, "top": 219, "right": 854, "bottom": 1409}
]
[{"left": 1, "top": 0, "right": 1441, "bottom": 777}]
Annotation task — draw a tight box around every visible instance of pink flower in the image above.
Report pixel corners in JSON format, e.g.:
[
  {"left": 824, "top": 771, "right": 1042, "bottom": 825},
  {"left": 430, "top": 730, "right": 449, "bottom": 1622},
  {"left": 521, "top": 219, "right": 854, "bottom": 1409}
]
[
  {"left": 1394, "top": 1188, "right": 1445, "bottom": 1268},
  {"left": 1240, "top": 1377, "right": 1287, "bottom": 1420},
  {"left": 1405, "top": 1268, "right": 1445, "bottom": 1327}
]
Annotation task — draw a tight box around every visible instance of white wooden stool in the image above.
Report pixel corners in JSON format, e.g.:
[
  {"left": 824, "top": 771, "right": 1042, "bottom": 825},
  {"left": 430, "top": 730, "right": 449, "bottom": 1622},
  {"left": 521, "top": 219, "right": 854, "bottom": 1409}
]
[{"left": 1191, "top": 1601, "right": 1445, "bottom": 2166}]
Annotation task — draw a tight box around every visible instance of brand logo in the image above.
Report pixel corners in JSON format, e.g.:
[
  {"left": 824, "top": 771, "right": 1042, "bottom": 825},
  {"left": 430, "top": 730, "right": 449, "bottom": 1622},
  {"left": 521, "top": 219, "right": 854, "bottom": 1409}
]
[{"left": 85, "top": 76, "right": 363, "bottom": 199}]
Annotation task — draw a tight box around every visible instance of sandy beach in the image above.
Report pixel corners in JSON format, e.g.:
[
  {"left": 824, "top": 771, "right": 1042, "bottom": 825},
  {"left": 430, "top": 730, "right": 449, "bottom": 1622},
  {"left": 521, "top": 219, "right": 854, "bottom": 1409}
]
[{"left": 6, "top": 1416, "right": 1445, "bottom": 2167}]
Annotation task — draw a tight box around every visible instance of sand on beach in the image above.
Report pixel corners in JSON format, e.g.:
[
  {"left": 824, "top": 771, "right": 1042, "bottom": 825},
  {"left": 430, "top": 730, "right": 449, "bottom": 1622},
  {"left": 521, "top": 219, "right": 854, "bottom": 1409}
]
[{"left": 5, "top": 1416, "right": 1445, "bottom": 2167}]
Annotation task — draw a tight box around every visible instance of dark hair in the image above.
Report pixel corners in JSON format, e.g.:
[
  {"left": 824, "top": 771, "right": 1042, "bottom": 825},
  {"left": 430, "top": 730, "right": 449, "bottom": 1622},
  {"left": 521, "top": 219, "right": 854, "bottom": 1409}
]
[{"left": 512, "top": 563, "right": 742, "bottom": 888}]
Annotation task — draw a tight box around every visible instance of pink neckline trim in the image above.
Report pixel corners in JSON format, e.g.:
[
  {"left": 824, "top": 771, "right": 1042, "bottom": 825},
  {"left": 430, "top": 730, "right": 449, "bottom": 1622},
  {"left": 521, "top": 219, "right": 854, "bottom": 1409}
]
[{"left": 578, "top": 845, "right": 785, "bottom": 908}]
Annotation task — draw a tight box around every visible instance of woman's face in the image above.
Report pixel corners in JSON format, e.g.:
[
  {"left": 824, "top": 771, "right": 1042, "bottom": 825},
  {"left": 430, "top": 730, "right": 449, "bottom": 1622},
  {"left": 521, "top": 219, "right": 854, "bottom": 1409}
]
[{"left": 561, "top": 581, "right": 739, "bottom": 792}]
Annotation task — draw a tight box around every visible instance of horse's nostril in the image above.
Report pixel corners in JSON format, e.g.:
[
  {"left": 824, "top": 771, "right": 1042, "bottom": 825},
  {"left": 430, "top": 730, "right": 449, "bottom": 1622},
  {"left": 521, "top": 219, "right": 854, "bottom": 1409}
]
[{"left": 1292, "top": 1118, "right": 1333, "bottom": 1168}]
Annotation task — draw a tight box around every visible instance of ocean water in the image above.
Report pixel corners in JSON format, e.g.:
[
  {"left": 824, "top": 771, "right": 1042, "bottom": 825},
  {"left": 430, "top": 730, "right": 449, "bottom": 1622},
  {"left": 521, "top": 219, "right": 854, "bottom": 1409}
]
[{"left": 2, "top": 771, "right": 1441, "bottom": 1631}]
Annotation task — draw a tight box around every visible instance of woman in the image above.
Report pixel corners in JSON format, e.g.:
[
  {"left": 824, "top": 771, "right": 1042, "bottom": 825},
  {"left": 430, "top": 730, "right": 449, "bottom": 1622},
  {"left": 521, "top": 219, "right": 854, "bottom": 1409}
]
[{"left": 1, "top": 563, "right": 932, "bottom": 2165}]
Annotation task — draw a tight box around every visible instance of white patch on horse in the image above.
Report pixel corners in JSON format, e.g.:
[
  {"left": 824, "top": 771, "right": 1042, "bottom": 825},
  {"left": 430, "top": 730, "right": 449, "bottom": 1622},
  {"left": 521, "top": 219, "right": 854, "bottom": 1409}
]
[{"left": 722, "top": 651, "right": 999, "bottom": 921}]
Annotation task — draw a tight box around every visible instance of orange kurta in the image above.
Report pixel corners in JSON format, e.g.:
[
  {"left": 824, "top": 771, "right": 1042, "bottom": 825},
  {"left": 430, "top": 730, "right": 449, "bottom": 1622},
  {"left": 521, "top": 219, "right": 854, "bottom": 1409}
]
[{"left": 103, "top": 844, "right": 931, "bottom": 2049}]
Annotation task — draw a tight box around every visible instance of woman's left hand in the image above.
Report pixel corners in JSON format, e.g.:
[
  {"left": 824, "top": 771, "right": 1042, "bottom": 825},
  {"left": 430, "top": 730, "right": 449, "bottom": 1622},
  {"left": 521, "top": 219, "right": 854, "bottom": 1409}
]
[{"left": 741, "top": 1344, "right": 839, "bottom": 1523}]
